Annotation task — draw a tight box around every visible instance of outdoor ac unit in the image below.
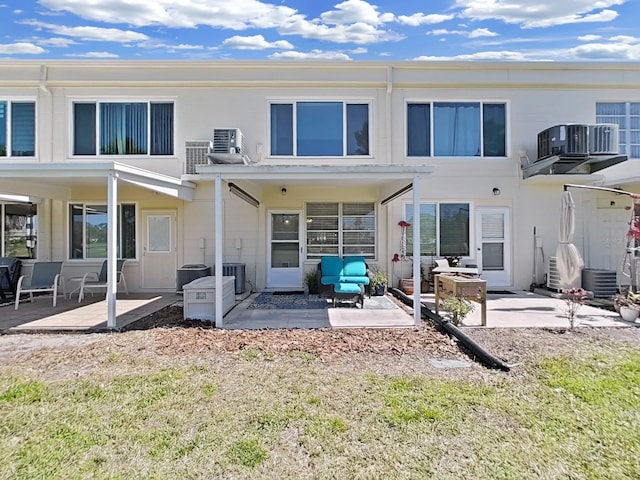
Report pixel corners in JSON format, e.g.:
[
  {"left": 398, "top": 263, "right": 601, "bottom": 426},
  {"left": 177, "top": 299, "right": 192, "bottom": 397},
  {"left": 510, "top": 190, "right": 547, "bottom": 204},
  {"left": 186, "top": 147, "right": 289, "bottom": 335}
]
[
  {"left": 213, "top": 128, "right": 245, "bottom": 155},
  {"left": 537, "top": 124, "right": 589, "bottom": 160},
  {"left": 588, "top": 124, "right": 619, "bottom": 155},
  {"left": 185, "top": 140, "right": 213, "bottom": 174},
  {"left": 546, "top": 256, "right": 562, "bottom": 291}
]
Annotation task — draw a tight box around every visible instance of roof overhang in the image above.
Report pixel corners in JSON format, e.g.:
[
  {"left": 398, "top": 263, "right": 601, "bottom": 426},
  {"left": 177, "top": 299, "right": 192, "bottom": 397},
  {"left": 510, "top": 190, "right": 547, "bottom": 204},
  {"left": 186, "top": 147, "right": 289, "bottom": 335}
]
[
  {"left": 0, "top": 162, "right": 196, "bottom": 201},
  {"left": 191, "top": 164, "right": 435, "bottom": 203}
]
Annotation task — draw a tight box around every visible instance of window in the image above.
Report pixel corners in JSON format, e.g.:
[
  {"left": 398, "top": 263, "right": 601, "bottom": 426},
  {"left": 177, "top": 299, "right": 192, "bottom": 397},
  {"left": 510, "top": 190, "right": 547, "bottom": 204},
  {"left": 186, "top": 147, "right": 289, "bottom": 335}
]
[
  {"left": 2, "top": 203, "right": 38, "bottom": 259},
  {"left": 73, "top": 101, "right": 174, "bottom": 156},
  {"left": 596, "top": 102, "right": 640, "bottom": 158},
  {"left": 306, "top": 202, "right": 375, "bottom": 258},
  {"left": 407, "top": 102, "right": 505, "bottom": 157},
  {"left": 405, "top": 203, "right": 470, "bottom": 257},
  {"left": 69, "top": 203, "right": 136, "bottom": 259},
  {"left": 0, "top": 101, "right": 36, "bottom": 157},
  {"left": 270, "top": 101, "right": 369, "bottom": 156}
]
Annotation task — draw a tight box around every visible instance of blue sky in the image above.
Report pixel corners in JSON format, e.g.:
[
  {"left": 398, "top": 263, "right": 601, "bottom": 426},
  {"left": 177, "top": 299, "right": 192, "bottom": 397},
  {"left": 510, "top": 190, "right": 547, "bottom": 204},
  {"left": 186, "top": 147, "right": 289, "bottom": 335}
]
[{"left": 1, "top": 0, "right": 638, "bottom": 61}]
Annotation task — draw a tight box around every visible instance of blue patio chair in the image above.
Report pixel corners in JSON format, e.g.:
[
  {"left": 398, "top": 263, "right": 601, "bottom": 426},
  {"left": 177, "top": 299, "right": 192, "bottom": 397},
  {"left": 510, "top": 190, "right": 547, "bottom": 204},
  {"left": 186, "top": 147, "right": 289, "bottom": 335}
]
[
  {"left": 78, "top": 259, "right": 128, "bottom": 303},
  {"left": 14, "top": 261, "right": 64, "bottom": 310}
]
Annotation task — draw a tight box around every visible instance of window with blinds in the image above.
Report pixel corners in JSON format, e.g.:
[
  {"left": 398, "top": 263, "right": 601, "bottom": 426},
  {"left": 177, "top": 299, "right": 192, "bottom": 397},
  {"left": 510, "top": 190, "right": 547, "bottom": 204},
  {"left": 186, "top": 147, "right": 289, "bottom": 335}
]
[
  {"left": 73, "top": 101, "right": 174, "bottom": 156},
  {"left": 306, "top": 202, "right": 375, "bottom": 258},
  {"left": 405, "top": 202, "right": 470, "bottom": 257},
  {"left": 596, "top": 102, "right": 640, "bottom": 158},
  {"left": 0, "top": 100, "right": 36, "bottom": 157}
]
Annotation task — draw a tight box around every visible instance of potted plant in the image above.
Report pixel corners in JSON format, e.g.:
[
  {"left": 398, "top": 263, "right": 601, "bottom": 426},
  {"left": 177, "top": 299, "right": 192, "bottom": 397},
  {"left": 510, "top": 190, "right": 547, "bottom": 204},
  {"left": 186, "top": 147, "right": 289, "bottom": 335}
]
[
  {"left": 618, "top": 291, "right": 640, "bottom": 322},
  {"left": 369, "top": 267, "right": 388, "bottom": 296},
  {"left": 305, "top": 270, "right": 319, "bottom": 294},
  {"left": 440, "top": 295, "right": 475, "bottom": 326}
]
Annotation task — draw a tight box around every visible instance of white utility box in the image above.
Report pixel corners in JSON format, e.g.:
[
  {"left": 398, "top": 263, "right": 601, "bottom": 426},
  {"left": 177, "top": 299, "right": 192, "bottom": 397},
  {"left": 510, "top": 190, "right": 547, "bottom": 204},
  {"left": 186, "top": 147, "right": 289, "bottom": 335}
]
[{"left": 183, "top": 276, "right": 235, "bottom": 321}]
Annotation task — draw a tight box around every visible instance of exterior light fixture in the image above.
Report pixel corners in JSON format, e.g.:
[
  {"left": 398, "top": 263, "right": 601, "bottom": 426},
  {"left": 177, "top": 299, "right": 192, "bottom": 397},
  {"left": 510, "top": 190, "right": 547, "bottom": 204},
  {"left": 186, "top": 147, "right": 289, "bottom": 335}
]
[
  {"left": 281, "top": 187, "right": 287, "bottom": 196},
  {"left": 492, "top": 187, "right": 501, "bottom": 196}
]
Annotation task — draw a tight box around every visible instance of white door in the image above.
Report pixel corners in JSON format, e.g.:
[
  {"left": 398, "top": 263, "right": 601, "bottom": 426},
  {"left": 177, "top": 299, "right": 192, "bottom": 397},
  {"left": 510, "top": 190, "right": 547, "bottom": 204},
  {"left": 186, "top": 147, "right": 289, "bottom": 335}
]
[
  {"left": 267, "top": 211, "right": 303, "bottom": 288},
  {"left": 142, "top": 210, "right": 177, "bottom": 289},
  {"left": 589, "top": 207, "right": 629, "bottom": 284},
  {"left": 475, "top": 207, "right": 511, "bottom": 287}
]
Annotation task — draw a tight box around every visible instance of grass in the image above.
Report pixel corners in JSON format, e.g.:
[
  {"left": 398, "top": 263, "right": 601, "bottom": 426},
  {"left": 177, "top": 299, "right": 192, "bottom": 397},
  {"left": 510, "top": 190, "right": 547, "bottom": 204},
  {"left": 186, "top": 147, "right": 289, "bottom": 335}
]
[{"left": 1, "top": 343, "right": 639, "bottom": 479}]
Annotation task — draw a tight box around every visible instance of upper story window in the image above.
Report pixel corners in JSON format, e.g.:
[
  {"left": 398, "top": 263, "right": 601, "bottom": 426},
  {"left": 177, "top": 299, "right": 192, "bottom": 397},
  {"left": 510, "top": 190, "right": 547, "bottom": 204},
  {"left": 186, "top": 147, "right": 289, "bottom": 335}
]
[
  {"left": 2, "top": 203, "right": 38, "bottom": 259},
  {"left": 270, "top": 101, "right": 369, "bottom": 157},
  {"left": 0, "top": 101, "right": 36, "bottom": 157},
  {"left": 73, "top": 101, "right": 174, "bottom": 156},
  {"left": 407, "top": 102, "right": 506, "bottom": 157},
  {"left": 596, "top": 102, "right": 640, "bottom": 158}
]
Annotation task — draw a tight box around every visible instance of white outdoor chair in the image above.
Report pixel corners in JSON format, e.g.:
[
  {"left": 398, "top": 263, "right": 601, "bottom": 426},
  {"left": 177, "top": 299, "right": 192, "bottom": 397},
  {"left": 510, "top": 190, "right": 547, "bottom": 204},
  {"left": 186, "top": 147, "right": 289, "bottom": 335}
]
[
  {"left": 78, "top": 259, "right": 128, "bottom": 303},
  {"left": 14, "top": 261, "right": 64, "bottom": 310}
]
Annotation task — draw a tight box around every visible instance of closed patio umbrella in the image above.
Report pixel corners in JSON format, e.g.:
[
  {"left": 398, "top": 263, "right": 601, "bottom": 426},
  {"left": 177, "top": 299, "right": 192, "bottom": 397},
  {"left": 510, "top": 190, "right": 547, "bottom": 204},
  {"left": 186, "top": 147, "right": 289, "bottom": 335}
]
[{"left": 556, "top": 190, "right": 584, "bottom": 288}]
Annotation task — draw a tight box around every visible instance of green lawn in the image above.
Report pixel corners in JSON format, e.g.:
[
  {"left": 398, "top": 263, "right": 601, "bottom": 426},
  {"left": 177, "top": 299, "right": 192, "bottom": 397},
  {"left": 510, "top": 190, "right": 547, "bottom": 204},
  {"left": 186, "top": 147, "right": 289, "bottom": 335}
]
[{"left": 1, "top": 342, "right": 639, "bottom": 479}]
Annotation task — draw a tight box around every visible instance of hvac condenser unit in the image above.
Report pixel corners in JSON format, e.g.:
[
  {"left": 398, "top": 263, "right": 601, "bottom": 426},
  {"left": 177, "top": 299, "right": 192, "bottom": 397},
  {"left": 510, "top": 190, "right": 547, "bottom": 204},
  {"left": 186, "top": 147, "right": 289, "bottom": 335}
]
[
  {"left": 588, "top": 124, "right": 619, "bottom": 155},
  {"left": 208, "top": 128, "right": 252, "bottom": 164},
  {"left": 213, "top": 128, "right": 245, "bottom": 155},
  {"left": 537, "top": 124, "right": 589, "bottom": 160}
]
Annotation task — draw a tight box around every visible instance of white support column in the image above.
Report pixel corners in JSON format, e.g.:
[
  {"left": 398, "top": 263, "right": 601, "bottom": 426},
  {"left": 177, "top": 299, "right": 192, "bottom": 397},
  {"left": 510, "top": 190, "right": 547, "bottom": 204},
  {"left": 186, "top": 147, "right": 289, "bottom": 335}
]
[
  {"left": 214, "top": 175, "right": 224, "bottom": 327},
  {"left": 107, "top": 172, "right": 118, "bottom": 329},
  {"left": 412, "top": 175, "right": 421, "bottom": 326}
]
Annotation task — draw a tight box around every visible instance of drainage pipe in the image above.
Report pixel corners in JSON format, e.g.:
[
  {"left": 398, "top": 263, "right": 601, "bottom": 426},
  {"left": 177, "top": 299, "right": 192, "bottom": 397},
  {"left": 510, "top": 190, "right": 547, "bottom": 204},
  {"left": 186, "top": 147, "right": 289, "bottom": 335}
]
[{"left": 389, "top": 288, "right": 510, "bottom": 371}]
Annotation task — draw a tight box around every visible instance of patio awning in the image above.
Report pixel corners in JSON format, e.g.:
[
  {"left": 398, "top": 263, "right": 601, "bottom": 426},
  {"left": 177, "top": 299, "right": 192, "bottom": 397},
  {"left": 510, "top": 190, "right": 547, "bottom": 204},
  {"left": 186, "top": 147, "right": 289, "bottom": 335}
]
[
  {"left": 193, "top": 163, "right": 435, "bottom": 328},
  {"left": 0, "top": 161, "right": 196, "bottom": 329}
]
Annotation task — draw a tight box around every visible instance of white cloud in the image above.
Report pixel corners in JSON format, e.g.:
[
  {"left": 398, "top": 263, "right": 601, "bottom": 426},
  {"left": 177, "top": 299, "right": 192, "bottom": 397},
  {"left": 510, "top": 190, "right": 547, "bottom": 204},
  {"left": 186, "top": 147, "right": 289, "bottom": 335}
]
[
  {"left": 38, "top": 0, "right": 402, "bottom": 45},
  {"left": 578, "top": 34, "right": 602, "bottom": 41},
  {"left": 269, "top": 49, "right": 352, "bottom": 60},
  {"left": 608, "top": 35, "right": 639, "bottom": 43},
  {"left": 320, "top": 0, "right": 394, "bottom": 26},
  {"left": 568, "top": 42, "right": 640, "bottom": 60},
  {"left": 0, "top": 42, "right": 46, "bottom": 54},
  {"left": 397, "top": 13, "right": 455, "bottom": 26},
  {"left": 456, "top": 0, "right": 625, "bottom": 28},
  {"left": 414, "top": 50, "right": 527, "bottom": 61},
  {"left": 222, "top": 34, "right": 293, "bottom": 50},
  {"left": 21, "top": 19, "right": 149, "bottom": 42},
  {"left": 13, "top": 9, "right": 23, "bottom": 14},
  {"left": 35, "top": 36, "right": 77, "bottom": 47},
  {"left": 468, "top": 28, "right": 498, "bottom": 38},
  {"left": 350, "top": 47, "right": 367, "bottom": 54},
  {"left": 427, "top": 28, "right": 498, "bottom": 38},
  {"left": 66, "top": 51, "right": 119, "bottom": 58}
]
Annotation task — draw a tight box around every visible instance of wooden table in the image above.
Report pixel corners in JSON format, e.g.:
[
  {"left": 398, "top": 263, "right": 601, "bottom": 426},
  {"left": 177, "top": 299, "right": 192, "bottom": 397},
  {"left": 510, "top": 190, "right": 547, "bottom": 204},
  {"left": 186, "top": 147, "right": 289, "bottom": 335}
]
[{"left": 434, "top": 274, "right": 487, "bottom": 326}]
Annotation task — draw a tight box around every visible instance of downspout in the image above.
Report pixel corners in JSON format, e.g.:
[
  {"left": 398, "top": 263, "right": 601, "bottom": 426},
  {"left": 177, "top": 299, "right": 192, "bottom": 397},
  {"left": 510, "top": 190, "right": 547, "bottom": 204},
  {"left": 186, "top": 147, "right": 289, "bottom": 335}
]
[
  {"left": 385, "top": 66, "right": 393, "bottom": 164},
  {"left": 390, "top": 288, "right": 511, "bottom": 371},
  {"left": 39, "top": 65, "right": 55, "bottom": 260}
]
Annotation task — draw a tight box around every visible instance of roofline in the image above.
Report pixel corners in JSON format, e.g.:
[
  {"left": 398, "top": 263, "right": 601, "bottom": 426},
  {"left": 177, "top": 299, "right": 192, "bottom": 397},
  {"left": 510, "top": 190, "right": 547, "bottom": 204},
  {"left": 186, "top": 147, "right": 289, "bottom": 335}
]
[{"left": 2, "top": 59, "right": 640, "bottom": 72}]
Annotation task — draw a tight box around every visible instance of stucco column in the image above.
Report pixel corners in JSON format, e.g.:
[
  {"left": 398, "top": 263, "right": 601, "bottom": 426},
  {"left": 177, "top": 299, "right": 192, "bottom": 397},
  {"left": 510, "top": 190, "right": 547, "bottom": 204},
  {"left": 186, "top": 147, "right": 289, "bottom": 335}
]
[
  {"left": 412, "top": 175, "right": 421, "bottom": 326},
  {"left": 214, "top": 175, "right": 224, "bottom": 327},
  {"left": 107, "top": 171, "right": 118, "bottom": 328}
]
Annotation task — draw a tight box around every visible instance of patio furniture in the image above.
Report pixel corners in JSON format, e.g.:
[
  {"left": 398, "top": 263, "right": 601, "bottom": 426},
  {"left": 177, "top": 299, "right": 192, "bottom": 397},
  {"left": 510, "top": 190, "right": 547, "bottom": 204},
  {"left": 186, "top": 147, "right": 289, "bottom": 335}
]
[
  {"left": 434, "top": 273, "right": 487, "bottom": 326},
  {"left": 332, "top": 282, "right": 365, "bottom": 308},
  {"left": 432, "top": 258, "right": 480, "bottom": 276},
  {"left": 317, "top": 256, "right": 371, "bottom": 307},
  {"left": 77, "top": 259, "right": 128, "bottom": 303},
  {"left": 14, "top": 261, "right": 64, "bottom": 310},
  {"left": 0, "top": 257, "right": 22, "bottom": 300}
]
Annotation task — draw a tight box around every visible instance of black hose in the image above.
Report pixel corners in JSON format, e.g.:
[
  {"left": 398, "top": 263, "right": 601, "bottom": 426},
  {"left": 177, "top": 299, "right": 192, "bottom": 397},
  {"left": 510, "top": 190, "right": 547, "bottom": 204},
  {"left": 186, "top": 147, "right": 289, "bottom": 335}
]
[{"left": 389, "top": 288, "right": 510, "bottom": 371}]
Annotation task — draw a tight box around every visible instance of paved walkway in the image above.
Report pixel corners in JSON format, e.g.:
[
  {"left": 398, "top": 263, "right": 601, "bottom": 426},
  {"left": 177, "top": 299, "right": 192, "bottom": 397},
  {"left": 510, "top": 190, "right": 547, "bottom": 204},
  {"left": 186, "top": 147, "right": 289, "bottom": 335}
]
[
  {"left": 421, "top": 290, "right": 632, "bottom": 329},
  {"left": 0, "top": 290, "right": 636, "bottom": 333}
]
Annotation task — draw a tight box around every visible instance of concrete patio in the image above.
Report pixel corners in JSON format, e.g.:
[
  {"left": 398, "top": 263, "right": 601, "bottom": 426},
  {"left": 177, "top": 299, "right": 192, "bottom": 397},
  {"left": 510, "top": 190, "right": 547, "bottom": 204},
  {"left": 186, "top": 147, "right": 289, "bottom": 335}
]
[
  {"left": 0, "top": 293, "right": 181, "bottom": 333},
  {"left": 0, "top": 289, "right": 636, "bottom": 333}
]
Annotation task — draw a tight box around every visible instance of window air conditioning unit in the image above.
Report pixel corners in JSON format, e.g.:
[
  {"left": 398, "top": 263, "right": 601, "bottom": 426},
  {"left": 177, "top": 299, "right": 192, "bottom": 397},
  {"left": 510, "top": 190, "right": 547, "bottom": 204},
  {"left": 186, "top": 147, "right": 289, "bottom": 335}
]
[{"left": 208, "top": 128, "right": 252, "bottom": 165}]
